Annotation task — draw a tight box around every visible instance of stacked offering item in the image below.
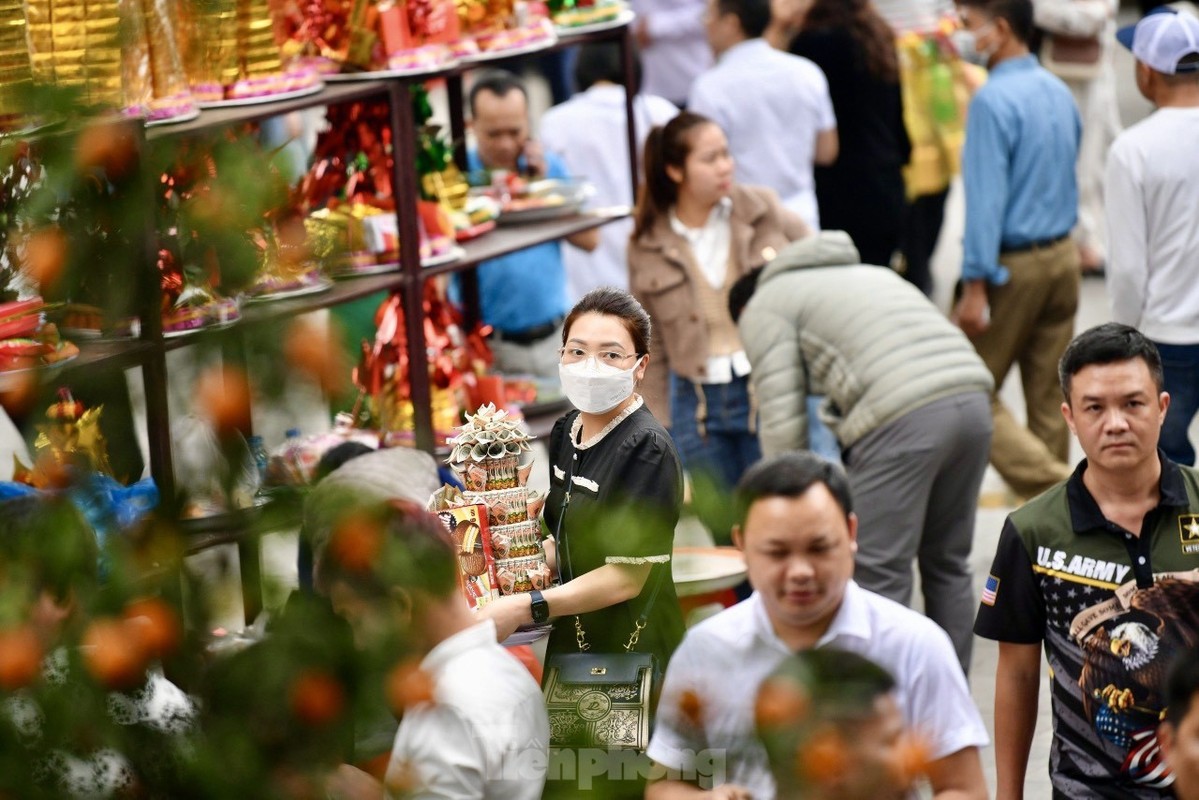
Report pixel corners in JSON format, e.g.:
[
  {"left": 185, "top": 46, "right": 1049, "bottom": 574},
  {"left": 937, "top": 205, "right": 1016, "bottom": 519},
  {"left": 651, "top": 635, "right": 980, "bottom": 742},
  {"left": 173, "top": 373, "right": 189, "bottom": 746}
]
[
  {"left": 0, "top": 296, "right": 79, "bottom": 373},
  {"left": 177, "top": 0, "right": 319, "bottom": 103},
  {"left": 431, "top": 403, "right": 551, "bottom": 600},
  {"left": 25, "top": 0, "right": 124, "bottom": 108},
  {"left": 123, "top": 0, "right": 197, "bottom": 122},
  {"left": 0, "top": 1, "right": 34, "bottom": 128}
]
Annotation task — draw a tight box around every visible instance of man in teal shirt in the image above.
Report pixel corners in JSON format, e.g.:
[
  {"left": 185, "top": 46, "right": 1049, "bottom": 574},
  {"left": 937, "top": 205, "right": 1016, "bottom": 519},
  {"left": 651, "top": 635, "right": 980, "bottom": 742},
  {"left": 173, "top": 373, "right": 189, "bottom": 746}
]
[{"left": 952, "top": 0, "right": 1082, "bottom": 499}]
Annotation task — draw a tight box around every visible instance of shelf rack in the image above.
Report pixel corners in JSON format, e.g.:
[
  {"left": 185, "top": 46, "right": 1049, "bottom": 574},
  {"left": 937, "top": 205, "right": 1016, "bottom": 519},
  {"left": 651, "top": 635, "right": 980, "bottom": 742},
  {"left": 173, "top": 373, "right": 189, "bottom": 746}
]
[{"left": 30, "top": 19, "right": 641, "bottom": 623}]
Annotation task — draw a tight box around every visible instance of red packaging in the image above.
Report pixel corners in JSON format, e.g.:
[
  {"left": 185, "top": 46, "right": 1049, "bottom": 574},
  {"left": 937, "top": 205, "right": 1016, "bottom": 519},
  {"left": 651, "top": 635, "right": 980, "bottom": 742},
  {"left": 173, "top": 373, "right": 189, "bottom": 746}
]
[{"left": 435, "top": 503, "right": 500, "bottom": 611}]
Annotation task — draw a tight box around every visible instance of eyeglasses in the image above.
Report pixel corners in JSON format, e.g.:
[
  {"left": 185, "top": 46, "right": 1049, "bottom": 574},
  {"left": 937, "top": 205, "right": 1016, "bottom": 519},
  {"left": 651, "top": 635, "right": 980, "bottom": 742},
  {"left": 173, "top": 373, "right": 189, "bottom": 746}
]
[{"left": 558, "top": 347, "right": 639, "bottom": 366}]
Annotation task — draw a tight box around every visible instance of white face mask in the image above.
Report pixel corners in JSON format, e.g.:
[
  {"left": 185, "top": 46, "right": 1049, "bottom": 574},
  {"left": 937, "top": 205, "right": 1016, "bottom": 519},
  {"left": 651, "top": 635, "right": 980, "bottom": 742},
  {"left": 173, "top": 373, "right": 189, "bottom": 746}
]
[
  {"left": 952, "top": 25, "right": 996, "bottom": 67},
  {"left": 558, "top": 356, "right": 643, "bottom": 415}
]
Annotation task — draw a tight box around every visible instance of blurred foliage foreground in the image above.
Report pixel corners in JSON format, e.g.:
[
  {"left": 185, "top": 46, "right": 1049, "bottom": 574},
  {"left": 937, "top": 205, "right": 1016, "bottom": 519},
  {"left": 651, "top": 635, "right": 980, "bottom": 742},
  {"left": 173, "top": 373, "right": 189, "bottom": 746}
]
[{"left": 0, "top": 87, "right": 424, "bottom": 797}]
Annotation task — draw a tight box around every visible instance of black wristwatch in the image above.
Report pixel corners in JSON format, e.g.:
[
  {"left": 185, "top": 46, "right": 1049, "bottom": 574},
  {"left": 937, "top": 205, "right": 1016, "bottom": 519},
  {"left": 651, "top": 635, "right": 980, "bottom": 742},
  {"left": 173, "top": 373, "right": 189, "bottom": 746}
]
[{"left": 529, "top": 590, "right": 550, "bottom": 625}]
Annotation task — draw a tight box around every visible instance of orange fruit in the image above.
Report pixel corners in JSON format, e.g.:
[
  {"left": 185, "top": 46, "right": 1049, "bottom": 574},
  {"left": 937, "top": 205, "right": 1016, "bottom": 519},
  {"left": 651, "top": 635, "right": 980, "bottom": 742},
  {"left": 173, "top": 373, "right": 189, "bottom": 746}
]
[
  {"left": 754, "top": 675, "right": 810, "bottom": 730},
  {"left": 123, "top": 597, "right": 181, "bottom": 659},
  {"left": 799, "top": 728, "right": 850, "bottom": 785},
  {"left": 289, "top": 669, "right": 346, "bottom": 726},
  {"left": 74, "top": 122, "right": 137, "bottom": 181},
  {"left": 328, "top": 513, "right": 383, "bottom": 572},
  {"left": 385, "top": 660, "right": 435, "bottom": 716},
  {"left": 283, "top": 318, "right": 347, "bottom": 394},
  {"left": 82, "top": 617, "right": 147, "bottom": 688},
  {"left": 0, "top": 625, "right": 43, "bottom": 690},
  {"left": 20, "top": 227, "right": 68, "bottom": 291},
  {"left": 195, "top": 364, "right": 252, "bottom": 437},
  {"left": 678, "top": 688, "right": 704, "bottom": 728}
]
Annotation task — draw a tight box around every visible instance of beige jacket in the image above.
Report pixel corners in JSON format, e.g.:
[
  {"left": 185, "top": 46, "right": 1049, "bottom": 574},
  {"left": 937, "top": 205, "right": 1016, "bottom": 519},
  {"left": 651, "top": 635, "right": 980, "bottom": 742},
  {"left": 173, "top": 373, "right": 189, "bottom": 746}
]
[{"left": 628, "top": 184, "right": 809, "bottom": 427}]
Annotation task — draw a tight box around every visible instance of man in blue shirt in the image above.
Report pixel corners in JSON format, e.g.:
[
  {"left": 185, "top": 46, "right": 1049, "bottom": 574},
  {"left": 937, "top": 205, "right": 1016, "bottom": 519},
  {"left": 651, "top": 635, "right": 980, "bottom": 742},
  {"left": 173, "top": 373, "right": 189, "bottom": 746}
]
[
  {"left": 467, "top": 70, "right": 598, "bottom": 377},
  {"left": 952, "top": 0, "right": 1082, "bottom": 498}
]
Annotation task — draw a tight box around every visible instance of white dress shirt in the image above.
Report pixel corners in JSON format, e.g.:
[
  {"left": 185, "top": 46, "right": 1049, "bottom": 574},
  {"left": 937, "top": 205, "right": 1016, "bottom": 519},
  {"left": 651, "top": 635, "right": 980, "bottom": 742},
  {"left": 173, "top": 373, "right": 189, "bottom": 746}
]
[
  {"left": 540, "top": 85, "right": 678, "bottom": 300},
  {"left": 386, "top": 620, "right": 550, "bottom": 799},
  {"left": 688, "top": 39, "right": 837, "bottom": 230},
  {"left": 1105, "top": 106, "right": 1199, "bottom": 345},
  {"left": 647, "top": 583, "right": 989, "bottom": 798},
  {"left": 631, "top": 0, "right": 713, "bottom": 106}
]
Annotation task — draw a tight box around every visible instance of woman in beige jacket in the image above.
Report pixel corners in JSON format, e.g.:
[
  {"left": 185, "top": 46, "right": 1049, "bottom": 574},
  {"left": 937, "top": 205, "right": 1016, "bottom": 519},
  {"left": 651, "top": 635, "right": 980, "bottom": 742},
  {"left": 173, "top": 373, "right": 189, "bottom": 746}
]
[{"left": 628, "top": 111, "right": 809, "bottom": 497}]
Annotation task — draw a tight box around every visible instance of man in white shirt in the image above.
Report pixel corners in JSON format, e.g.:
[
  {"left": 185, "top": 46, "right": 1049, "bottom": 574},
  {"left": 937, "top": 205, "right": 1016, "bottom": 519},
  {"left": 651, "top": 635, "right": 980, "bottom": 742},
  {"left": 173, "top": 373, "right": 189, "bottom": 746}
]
[
  {"left": 1105, "top": 7, "right": 1199, "bottom": 465},
  {"left": 688, "top": 0, "right": 838, "bottom": 230},
  {"left": 632, "top": 0, "right": 713, "bottom": 107},
  {"left": 316, "top": 500, "right": 549, "bottom": 800},
  {"left": 539, "top": 42, "right": 678, "bottom": 301},
  {"left": 645, "top": 452, "right": 988, "bottom": 800}
]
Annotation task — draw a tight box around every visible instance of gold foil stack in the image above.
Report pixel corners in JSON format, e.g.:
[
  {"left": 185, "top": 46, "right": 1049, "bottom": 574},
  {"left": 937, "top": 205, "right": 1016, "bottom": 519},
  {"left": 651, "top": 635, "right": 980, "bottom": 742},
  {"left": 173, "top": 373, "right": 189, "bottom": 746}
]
[
  {"left": 237, "top": 0, "right": 282, "bottom": 82},
  {"left": 123, "top": 0, "right": 195, "bottom": 118},
  {"left": 26, "top": 0, "right": 124, "bottom": 107},
  {"left": 0, "top": 0, "right": 33, "bottom": 120},
  {"left": 177, "top": 0, "right": 238, "bottom": 98}
]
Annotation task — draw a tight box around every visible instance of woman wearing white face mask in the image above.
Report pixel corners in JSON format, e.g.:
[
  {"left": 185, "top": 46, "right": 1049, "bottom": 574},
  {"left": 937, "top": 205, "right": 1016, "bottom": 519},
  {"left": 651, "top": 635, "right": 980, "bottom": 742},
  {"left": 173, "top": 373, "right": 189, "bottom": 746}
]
[{"left": 477, "top": 288, "right": 685, "bottom": 798}]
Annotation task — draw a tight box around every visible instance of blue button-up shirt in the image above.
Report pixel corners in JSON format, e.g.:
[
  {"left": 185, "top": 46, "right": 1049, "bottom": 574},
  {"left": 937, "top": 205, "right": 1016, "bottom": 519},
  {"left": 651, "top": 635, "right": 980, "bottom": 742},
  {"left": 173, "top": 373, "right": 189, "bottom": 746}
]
[
  {"left": 961, "top": 55, "right": 1081, "bottom": 285},
  {"left": 460, "top": 149, "right": 570, "bottom": 333}
]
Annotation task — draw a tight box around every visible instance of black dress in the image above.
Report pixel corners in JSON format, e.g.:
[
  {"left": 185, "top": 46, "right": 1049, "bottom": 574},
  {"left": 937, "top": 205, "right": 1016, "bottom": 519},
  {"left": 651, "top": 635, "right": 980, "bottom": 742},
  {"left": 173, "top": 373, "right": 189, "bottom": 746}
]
[
  {"left": 544, "top": 403, "right": 686, "bottom": 666},
  {"left": 790, "top": 27, "right": 911, "bottom": 267}
]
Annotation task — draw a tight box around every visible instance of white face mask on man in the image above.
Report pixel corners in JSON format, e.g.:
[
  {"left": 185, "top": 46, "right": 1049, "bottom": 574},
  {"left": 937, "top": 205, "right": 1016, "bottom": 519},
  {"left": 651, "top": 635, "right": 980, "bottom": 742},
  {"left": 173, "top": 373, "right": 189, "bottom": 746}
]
[
  {"left": 558, "top": 356, "right": 643, "bottom": 415},
  {"left": 952, "top": 23, "right": 996, "bottom": 67}
]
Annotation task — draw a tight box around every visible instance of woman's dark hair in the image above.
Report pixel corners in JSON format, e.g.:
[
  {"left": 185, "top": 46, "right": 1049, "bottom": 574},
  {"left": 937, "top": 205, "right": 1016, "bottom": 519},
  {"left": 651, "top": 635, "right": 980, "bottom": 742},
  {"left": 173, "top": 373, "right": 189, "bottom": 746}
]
[
  {"left": 632, "top": 112, "right": 718, "bottom": 240},
  {"left": 574, "top": 41, "right": 642, "bottom": 94},
  {"left": 735, "top": 451, "right": 854, "bottom": 527},
  {"left": 562, "top": 287, "right": 653, "bottom": 356},
  {"left": 799, "top": 0, "right": 899, "bottom": 82},
  {"left": 1058, "top": 322, "right": 1165, "bottom": 402}
]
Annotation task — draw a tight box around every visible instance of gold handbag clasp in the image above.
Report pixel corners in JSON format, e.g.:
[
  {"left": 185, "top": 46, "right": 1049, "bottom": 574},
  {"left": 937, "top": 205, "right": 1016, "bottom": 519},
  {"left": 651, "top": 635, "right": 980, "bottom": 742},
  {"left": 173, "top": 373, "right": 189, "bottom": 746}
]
[{"left": 590, "top": 667, "right": 607, "bottom": 676}]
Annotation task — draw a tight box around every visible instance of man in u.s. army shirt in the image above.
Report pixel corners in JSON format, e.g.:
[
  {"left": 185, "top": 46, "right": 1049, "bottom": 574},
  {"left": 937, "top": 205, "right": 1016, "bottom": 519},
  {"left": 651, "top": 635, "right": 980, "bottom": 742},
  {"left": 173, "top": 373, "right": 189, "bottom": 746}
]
[{"left": 976, "top": 323, "right": 1199, "bottom": 800}]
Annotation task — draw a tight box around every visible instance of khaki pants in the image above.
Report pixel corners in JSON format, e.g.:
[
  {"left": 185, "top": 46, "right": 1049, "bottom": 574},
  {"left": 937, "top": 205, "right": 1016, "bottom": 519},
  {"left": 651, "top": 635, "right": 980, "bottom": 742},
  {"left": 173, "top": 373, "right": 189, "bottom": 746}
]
[{"left": 971, "top": 238, "right": 1079, "bottom": 497}]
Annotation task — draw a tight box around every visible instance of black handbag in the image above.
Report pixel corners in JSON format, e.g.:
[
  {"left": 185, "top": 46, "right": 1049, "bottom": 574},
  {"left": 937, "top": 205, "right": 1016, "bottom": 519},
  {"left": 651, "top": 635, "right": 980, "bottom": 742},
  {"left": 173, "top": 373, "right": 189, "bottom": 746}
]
[{"left": 541, "top": 431, "right": 665, "bottom": 751}]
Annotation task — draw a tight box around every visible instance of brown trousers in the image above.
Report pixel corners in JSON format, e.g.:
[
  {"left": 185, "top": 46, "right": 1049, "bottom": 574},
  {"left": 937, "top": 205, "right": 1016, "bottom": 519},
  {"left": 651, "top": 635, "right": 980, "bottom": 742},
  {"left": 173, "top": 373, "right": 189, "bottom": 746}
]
[{"left": 971, "top": 238, "right": 1080, "bottom": 497}]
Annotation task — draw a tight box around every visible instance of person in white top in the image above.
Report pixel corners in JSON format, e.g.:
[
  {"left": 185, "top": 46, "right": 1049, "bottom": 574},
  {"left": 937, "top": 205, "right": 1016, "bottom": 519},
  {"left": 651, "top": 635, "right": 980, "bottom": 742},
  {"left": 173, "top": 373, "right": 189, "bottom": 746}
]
[
  {"left": 632, "top": 0, "right": 714, "bottom": 107},
  {"left": 645, "top": 452, "right": 989, "bottom": 800},
  {"left": 1034, "top": 0, "right": 1123, "bottom": 277},
  {"left": 539, "top": 42, "right": 678, "bottom": 301},
  {"left": 316, "top": 500, "right": 550, "bottom": 800},
  {"left": 1105, "top": 7, "right": 1199, "bottom": 465},
  {"left": 689, "top": 0, "right": 838, "bottom": 230}
]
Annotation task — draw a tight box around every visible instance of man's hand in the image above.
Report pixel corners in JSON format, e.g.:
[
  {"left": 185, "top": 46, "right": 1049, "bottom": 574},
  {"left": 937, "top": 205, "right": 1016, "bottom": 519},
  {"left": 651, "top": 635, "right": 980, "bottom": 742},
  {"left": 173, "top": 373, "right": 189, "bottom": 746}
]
[
  {"left": 521, "top": 139, "right": 547, "bottom": 178},
  {"left": 324, "top": 765, "right": 384, "bottom": 800},
  {"left": 707, "top": 786, "right": 754, "bottom": 800},
  {"left": 953, "top": 280, "right": 991, "bottom": 337},
  {"left": 473, "top": 593, "right": 530, "bottom": 641}
]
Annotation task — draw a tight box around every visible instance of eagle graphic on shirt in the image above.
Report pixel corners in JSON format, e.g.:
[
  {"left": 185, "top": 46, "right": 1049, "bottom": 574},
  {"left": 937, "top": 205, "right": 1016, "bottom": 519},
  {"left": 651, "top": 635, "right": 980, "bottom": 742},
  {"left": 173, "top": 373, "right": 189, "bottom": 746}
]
[{"left": 1074, "top": 577, "right": 1199, "bottom": 788}]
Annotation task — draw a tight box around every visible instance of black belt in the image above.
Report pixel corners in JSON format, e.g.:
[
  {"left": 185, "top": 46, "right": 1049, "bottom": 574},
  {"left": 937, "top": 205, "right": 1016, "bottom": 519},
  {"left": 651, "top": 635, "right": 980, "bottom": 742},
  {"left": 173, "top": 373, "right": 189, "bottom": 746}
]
[
  {"left": 493, "top": 315, "right": 564, "bottom": 345},
  {"left": 1000, "top": 233, "right": 1071, "bottom": 256}
]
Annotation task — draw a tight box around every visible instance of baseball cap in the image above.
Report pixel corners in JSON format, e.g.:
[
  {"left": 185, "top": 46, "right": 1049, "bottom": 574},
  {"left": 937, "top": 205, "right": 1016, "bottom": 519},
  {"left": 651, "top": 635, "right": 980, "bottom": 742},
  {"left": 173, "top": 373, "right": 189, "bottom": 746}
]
[{"left": 1116, "top": 5, "right": 1199, "bottom": 74}]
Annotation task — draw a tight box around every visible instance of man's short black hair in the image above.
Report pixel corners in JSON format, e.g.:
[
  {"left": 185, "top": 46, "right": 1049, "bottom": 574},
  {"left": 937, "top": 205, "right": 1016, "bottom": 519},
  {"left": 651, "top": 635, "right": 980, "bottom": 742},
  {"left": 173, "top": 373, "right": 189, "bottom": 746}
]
[
  {"left": 735, "top": 452, "right": 854, "bottom": 526},
  {"left": 1058, "top": 322, "right": 1165, "bottom": 401},
  {"left": 955, "top": 0, "right": 1035, "bottom": 43},
  {"left": 716, "top": 0, "right": 773, "bottom": 40},
  {"left": 574, "top": 41, "right": 642, "bottom": 94},
  {"left": 1164, "top": 646, "right": 1199, "bottom": 726},
  {"left": 468, "top": 69, "right": 528, "bottom": 116}
]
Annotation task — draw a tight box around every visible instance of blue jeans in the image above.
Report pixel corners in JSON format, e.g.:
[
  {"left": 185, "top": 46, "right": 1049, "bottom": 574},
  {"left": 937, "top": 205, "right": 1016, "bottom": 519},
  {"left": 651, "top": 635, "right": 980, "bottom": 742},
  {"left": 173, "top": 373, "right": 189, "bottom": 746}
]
[
  {"left": 669, "top": 373, "right": 761, "bottom": 491},
  {"left": 1156, "top": 341, "right": 1199, "bottom": 466}
]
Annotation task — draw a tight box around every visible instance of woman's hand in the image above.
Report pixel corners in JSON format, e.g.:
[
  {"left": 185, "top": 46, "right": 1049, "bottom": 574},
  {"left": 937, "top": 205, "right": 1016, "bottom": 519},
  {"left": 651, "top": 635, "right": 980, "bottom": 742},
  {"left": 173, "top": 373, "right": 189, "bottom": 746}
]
[{"left": 474, "top": 594, "right": 532, "bottom": 641}]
